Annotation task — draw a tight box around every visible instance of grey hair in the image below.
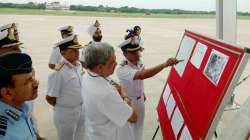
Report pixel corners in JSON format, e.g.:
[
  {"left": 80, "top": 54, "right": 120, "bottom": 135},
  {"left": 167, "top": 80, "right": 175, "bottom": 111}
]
[{"left": 84, "top": 42, "right": 115, "bottom": 70}]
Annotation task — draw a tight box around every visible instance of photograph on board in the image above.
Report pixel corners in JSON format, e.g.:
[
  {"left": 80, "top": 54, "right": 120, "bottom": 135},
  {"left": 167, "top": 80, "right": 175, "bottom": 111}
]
[{"left": 203, "top": 49, "right": 229, "bottom": 85}]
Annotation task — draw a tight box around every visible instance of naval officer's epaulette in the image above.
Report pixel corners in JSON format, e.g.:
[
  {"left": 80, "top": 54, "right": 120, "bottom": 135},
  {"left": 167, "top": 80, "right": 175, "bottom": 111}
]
[
  {"left": 0, "top": 115, "right": 8, "bottom": 136},
  {"left": 54, "top": 61, "right": 65, "bottom": 71},
  {"left": 84, "top": 41, "right": 93, "bottom": 47},
  {"left": 120, "top": 60, "right": 128, "bottom": 67}
]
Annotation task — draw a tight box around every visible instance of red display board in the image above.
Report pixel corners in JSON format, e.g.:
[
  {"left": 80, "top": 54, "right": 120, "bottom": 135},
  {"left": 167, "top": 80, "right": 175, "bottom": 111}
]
[{"left": 157, "top": 30, "right": 247, "bottom": 140}]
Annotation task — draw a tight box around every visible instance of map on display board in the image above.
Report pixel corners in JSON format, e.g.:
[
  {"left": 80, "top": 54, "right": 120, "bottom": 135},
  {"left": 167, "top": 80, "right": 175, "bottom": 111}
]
[{"left": 157, "top": 30, "right": 250, "bottom": 140}]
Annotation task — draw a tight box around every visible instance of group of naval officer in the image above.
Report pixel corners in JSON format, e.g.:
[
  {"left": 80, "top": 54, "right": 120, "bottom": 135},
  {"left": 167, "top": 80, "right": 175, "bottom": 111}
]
[{"left": 0, "top": 20, "right": 181, "bottom": 140}]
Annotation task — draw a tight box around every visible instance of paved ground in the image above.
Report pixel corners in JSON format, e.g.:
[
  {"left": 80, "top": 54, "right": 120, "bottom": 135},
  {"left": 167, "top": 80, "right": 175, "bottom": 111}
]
[{"left": 1, "top": 15, "right": 250, "bottom": 140}]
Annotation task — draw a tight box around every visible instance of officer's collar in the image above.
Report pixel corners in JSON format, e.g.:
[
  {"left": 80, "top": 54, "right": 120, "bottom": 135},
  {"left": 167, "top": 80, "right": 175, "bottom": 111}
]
[
  {"left": 87, "top": 70, "right": 112, "bottom": 79},
  {"left": 87, "top": 70, "right": 99, "bottom": 77},
  {"left": 87, "top": 70, "right": 114, "bottom": 86},
  {"left": 62, "top": 58, "right": 81, "bottom": 69},
  {"left": 0, "top": 101, "right": 28, "bottom": 122}
]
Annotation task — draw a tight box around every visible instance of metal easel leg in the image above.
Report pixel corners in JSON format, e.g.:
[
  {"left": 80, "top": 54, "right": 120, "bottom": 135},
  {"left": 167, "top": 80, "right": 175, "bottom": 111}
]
[
  {"left": 224, "top": 94, "right": 241, "bottom": 111},
  {"left": 152, "top": 125, "right": 160, "bottom": 140},
  {"left": 214, "top": 130, "right": 218, "bottom": 138}
]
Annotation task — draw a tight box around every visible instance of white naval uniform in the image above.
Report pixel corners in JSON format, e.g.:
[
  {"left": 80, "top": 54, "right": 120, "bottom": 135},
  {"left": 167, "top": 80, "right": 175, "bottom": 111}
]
[
  {"left": 49, "top": 47, "right": 62, "bottom": 65},
  {"left": 117, "top": 60, "right": 145, "bottom": 140},
  {"left": 82, "top": 71, "right": 134, "bottom": 140},
  {"left": 47, "top": 58, "right": 85, "bottom": 140}
]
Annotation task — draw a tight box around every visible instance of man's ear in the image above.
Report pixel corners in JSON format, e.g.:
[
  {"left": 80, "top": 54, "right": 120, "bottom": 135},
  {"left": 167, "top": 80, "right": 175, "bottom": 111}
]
[
  {"left": 60, "top": 50, "right": 64, "bottom": 55},
  {"left": 96, "top": 64, "right": 104, "bottom": 71},
  {"left": 0, "top": 88, "right": 14, "bottom": 100}
]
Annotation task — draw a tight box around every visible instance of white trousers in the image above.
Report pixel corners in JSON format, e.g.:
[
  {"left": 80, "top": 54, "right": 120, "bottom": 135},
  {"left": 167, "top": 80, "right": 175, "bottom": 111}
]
[
  {"left": 54, "top": 105, "right": 85, "bottom": 140},
  {"left": 131, "top": 97, "right": 145, "bottom": 140}
]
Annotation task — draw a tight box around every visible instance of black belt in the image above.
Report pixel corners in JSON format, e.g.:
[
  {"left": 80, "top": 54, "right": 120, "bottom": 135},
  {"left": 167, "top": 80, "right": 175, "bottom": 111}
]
[{"left": 136, "top": 96, "right": 142, "bottom": 100}]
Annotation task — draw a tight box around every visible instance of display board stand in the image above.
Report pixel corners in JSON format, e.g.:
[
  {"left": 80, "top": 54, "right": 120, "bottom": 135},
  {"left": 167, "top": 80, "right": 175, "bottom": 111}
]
[{"left": 224, "top": 74, "right": 250, "bottom": 111}]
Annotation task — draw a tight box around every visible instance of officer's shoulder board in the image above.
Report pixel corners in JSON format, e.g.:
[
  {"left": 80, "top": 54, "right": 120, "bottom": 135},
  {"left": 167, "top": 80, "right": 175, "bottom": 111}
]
[
  {"left": 84, "top": 41, "right": 92, "bottom": 47},
  {"left": 88, "top": 41, "right": 93, "bottom": 45},
  {"left": 54, "top": 61, "right": 65, "bottom": 71},
  {"left": 120, "top": 60, "right": 128, "bottom": 67},
  {"left": 5, "top": 110, "right": 19, "bottom": 121},
  {"left": 0, "top": 115, "right": 8, "bottom": 136},
  {"left": 139, "top": 63, "right": 145, "bottom": 70}
]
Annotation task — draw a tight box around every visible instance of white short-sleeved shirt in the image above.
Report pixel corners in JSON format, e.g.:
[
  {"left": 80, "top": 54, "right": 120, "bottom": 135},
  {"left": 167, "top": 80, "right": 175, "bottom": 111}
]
[
  {"left": 117, "top": 60, "right": 144, "bottom": 99},
  {"left": 82, "top": 71, "right": 134, "bottom": 140},
  {"left": 49, "top": 47, "right": 62, "bottom": 65},
  {"left": 47, "top": 58, "right": 83, "bottom": 108}
]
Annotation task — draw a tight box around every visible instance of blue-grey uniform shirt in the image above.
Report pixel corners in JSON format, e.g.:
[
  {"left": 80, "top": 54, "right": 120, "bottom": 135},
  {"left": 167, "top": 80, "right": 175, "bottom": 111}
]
[{"left": 0, "top": 101, "right": 37, "bottom": 140}]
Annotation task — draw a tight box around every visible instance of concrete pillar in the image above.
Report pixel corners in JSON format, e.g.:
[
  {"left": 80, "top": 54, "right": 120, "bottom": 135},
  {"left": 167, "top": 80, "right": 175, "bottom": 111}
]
[{"left": 216, "top": 0, "right": 237, "bottom": 44}]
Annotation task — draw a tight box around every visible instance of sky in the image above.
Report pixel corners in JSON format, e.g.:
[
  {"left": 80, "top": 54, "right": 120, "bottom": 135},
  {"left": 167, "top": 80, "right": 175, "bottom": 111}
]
[{"left": 1, "top": 0, "right": 250, "bottom": 12}]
